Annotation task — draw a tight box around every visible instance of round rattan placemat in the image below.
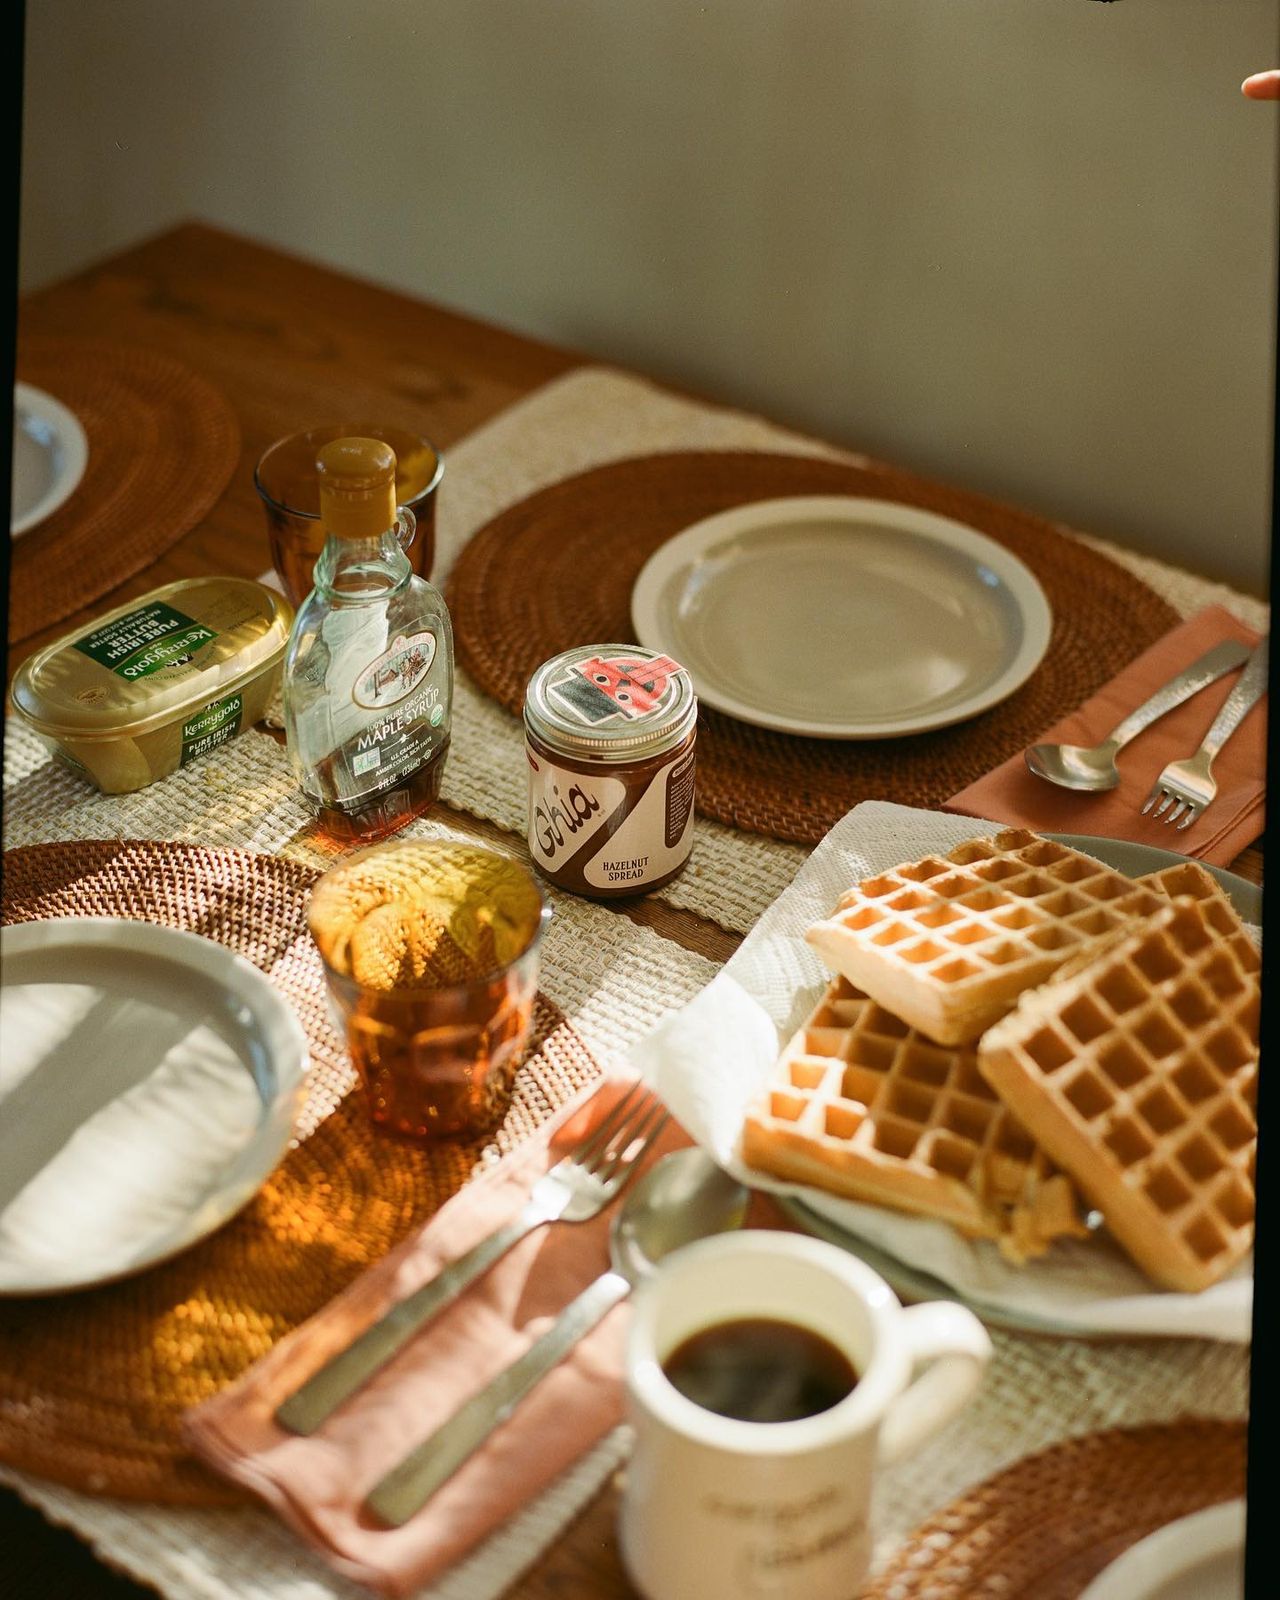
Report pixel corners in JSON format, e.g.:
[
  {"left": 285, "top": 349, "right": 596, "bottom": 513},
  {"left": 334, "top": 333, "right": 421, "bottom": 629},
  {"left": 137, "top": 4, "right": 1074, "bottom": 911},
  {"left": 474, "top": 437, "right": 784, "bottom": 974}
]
[
  {"left": 862, "top": 1417, "right": 1246, "bottom": 1599},
  {"left": 446, "top": 451, "right": 1180, "bottom": 845},
  {"left": 0, "top": 839, "right": 598, "bottom": 1504},
  {"left": 11, "top": 337, "right": 242, "bottom": 642}
]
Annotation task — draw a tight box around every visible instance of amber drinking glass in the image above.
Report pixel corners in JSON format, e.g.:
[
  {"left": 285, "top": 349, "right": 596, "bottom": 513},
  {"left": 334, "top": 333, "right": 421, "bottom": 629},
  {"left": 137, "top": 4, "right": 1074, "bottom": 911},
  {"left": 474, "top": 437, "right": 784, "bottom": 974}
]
[
  {"left": 308, "top": 839, "right": 549, "bottom": 1140},
  {"left": 255, "top": 423, "right": 443, "bottom": 607}
]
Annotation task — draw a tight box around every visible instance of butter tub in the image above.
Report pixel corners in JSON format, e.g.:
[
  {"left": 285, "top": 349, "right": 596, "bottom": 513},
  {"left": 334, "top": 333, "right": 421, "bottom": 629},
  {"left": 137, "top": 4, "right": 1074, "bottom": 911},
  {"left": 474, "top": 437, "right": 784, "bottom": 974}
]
[{"left": 10, "top": 577, "right": 294, "bottom": 794}]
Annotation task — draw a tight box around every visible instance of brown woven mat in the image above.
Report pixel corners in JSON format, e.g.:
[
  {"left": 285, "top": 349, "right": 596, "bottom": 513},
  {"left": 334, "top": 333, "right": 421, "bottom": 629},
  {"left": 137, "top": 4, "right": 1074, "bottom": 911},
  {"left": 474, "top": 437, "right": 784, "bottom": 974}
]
[
  {"left": 0, "top": 840, "right": 601, "bottom": 1504},
  {"left": 446, "top": 451, "right": 1180, "bottom": 845},
  {"left": 863, "top": 1417, "right": 1246, "bottom": 1599},
  {"left": 11, "top": 337, "right": 241, "bottom": 643}
]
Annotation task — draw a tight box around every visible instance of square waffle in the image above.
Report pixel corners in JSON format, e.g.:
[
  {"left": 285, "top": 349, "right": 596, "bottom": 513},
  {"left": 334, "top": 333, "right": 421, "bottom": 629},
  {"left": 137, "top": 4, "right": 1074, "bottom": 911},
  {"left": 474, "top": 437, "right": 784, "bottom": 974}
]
[
  {"left": 1137, "top": 860, "right": 1259, "bottom": 965},
  {"left": 741, "top": 974, "right": 1086, "bottom": 1262},
  {"left": 805, "top": 829, "right": 1167, "bottom": 1045},
  {"left": 978, "top": 897, "right": 1259, "bottom": 1293}
]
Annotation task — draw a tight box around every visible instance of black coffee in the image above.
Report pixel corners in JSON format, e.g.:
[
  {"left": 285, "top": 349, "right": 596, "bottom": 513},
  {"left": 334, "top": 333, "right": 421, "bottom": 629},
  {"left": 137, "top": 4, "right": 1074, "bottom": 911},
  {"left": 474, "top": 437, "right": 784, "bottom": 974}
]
[{"left": 661, "top": 1317, "right": 857, "bottom": 1423}]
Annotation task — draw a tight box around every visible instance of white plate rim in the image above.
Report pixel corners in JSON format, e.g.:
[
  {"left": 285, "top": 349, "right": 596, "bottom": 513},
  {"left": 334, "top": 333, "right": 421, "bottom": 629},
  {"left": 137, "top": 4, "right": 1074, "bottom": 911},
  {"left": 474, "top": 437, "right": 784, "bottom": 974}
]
[
  {"left": 781, "top": 833, "right": 1257, "bottom": 1337},
  {"left": 11, "top": 380, "right": 90, "bottom": 537},
  {"left": 1079, "top": 1497, "right": 1246, "bottom": 1600},
  {"left": 630, "top": 494, "right": 1053, "bottom": 738},
  {"left": 0, "top": 917, "right": 309, "bottom": 1295}
]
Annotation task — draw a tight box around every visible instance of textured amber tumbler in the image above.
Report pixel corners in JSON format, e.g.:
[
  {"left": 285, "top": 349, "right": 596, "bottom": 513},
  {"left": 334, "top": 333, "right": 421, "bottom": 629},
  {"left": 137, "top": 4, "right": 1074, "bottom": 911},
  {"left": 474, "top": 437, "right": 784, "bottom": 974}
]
[
  {"left": 308, "top": 839, "right": 550, "bottom": 1140},
  {"left": 255, "top": 422, "right": 442, "bottom": 607}
]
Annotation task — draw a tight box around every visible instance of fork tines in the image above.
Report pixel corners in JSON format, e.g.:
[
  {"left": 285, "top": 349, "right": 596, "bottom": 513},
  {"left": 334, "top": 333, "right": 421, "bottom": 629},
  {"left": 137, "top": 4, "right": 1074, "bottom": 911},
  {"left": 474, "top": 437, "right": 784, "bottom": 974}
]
[
  {"left": 1141, "top": 783, "right": 1201, "bottom": 828},
  {"left": 573, "top": 1080, "right": 665, "bottom": 1178}
]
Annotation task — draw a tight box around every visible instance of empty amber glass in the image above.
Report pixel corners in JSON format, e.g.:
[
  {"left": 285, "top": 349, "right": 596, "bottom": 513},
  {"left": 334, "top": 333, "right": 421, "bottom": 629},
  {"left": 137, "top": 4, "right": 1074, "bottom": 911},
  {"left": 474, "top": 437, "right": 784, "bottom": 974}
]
[
  {"left": 255, "top": 423, "right": 443, "bottom": 607},
  {"left": 308, "top": 840, "right": 549, "bottom": 1140}
]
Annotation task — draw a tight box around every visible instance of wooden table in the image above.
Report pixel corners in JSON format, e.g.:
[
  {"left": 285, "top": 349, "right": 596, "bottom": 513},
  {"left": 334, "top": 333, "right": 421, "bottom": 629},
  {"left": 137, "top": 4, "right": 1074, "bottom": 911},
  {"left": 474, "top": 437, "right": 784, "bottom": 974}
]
[{"left": 4, "top": 222, "right": 1261, "bottom": 1599}]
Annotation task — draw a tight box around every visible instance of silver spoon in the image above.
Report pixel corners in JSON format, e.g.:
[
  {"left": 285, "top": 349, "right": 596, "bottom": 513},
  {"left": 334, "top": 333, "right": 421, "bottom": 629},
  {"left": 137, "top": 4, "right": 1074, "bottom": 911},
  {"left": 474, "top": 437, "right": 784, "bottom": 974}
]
[
  {"left": 1024, "top": 638, "right": 1251, "bottom": 792},
  {"left": 365, "top": 1146, "right": 750, "bottom": 1527}
]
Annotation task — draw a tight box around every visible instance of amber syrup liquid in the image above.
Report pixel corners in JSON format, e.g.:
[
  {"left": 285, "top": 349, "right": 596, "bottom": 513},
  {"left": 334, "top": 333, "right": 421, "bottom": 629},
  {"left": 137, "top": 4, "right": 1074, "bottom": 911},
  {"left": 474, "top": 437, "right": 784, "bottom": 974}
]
[{"left": 310, "top": 738, "right": 450, "bottom": 846}]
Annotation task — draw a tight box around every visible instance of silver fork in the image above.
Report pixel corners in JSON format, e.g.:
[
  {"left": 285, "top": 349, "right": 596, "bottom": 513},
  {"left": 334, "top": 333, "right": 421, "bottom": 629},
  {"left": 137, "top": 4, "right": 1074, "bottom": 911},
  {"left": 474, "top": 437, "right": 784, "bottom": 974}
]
[
  {"left": 274, "top": 1081, "right": 668, "bottom": 1435},
  {"left": 1141, "top": 636, "right": 1269, "bottom": 829}
]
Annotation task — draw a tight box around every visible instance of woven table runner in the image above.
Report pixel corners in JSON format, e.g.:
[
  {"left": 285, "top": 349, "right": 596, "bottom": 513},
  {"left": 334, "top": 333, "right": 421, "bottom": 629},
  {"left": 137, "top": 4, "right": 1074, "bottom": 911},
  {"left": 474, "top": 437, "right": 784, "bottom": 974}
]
[
  {"left": 446, "top": 448, "right": 1180, "bottom": 844},
  {"left": 864, "top": 1417, "right": 1246, "bottom": 1599},
  {"left": 11, "top": 337, "right": 241, "bottom": 642}
]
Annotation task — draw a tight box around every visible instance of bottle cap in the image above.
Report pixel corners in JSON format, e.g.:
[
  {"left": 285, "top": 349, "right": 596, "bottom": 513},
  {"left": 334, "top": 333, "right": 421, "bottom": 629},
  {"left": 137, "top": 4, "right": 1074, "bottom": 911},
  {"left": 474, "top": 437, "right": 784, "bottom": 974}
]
[{"left": 316, "top": 437, "right": 398, "bottom": 540}]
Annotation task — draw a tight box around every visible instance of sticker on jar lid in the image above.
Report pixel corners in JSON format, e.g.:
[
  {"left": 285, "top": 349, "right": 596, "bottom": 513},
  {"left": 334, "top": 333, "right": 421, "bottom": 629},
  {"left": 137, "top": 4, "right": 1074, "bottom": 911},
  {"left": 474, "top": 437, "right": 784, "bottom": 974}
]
[
  {"left": 353, "top": 631, "right": 438, "bottom": 709},
  {"left": 545, "top": 652, "right": 686, "bottom": 726}
]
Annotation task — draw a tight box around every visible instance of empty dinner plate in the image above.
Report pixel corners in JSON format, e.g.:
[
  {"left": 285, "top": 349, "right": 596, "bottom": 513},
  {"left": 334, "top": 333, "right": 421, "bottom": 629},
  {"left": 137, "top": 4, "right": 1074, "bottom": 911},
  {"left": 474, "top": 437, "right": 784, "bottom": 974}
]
[
  {"left": 630, "top": 496, "right": 1052, "bottom": 738},
  {"left": 11, "top": 381, "right": 89, "bottom": 537},
  {"left": 1080, "top": 1498, "right": 1246, "bottom": 1600},
  {"left": 0, "top": 919, "right": 308, "bottom": 1294}
]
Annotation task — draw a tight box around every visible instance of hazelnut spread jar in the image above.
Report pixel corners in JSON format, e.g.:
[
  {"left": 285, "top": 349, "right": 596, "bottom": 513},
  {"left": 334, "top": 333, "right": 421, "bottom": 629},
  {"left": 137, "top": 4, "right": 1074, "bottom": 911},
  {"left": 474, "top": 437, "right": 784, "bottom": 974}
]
[{"left": 524, "top": 644, "right": 697, "bottom": 898}]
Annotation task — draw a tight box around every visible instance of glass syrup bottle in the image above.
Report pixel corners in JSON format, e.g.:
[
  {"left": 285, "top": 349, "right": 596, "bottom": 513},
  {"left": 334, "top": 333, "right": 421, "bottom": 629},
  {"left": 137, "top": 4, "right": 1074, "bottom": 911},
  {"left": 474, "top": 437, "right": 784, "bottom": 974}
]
[{"left": 283, "top": 435, "right": 454, "bottom": 844}]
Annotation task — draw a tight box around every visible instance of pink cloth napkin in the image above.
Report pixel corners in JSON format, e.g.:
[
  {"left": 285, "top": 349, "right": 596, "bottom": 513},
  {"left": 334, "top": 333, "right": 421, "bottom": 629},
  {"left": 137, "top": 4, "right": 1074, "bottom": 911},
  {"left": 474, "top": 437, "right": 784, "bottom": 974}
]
[
  {"left": 944, "top": 606, "right": 1266, "bottom": 866},
  {"left": 186, "top": 1077, "right": 694, "bottom": 1596}
]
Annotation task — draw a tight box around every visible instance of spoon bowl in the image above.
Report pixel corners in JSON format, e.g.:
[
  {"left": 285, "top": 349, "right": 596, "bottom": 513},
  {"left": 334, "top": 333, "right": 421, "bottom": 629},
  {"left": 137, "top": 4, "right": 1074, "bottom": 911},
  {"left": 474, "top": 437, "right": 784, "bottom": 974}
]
[
  {"left": 612, "top": 1146, "right": 751, "bottom": 1285},
  {"left": 1024, "top": 738, "right": 1122, "bottom": 792}
]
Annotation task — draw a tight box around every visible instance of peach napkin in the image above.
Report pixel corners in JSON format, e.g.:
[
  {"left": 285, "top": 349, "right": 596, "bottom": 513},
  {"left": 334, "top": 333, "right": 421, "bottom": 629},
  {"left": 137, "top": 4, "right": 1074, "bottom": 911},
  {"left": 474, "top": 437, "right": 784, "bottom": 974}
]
[
  {"left": 944, "top": 606, "right": 1266, "bottom": 866},
  {"left": 185, "top": 1077, "right": 690, "bottom": 1596}
]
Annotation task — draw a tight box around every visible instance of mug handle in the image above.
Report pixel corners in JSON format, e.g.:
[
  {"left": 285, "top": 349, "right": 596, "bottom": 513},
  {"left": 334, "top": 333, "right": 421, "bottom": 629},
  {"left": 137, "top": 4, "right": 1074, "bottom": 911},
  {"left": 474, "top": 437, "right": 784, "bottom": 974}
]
[{"left": 877, "top": 1301, "right": 992, "bottom": 1464}]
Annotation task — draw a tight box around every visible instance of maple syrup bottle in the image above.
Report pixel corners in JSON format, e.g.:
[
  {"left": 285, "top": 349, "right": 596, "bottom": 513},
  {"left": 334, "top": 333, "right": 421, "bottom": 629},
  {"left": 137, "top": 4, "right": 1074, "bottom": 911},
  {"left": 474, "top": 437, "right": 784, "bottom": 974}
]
[{"left": 282, "top": 437, "right": 454, "bottom": 844}]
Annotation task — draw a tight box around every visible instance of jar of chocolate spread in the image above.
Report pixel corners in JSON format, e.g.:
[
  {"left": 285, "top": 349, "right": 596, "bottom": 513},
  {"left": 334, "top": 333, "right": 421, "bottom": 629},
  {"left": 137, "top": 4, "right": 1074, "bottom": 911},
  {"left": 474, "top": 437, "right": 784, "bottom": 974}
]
[{"left": 523, "top": 644, "right": 697, "bottom": 898}]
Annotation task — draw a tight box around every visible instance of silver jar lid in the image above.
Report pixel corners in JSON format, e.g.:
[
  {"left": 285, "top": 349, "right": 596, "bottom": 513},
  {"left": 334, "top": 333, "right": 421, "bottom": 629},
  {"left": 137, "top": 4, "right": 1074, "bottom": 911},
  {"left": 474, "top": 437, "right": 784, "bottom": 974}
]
[{"left": 523, "top": 643, "right": 697, "bottom": 762}]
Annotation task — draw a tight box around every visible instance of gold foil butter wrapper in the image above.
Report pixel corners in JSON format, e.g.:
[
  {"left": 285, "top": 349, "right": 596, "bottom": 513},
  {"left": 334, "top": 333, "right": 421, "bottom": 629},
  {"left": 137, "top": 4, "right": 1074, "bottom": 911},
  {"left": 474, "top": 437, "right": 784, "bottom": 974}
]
[{"left": 9, "top": 577, "right": 294, "bottom": 794}]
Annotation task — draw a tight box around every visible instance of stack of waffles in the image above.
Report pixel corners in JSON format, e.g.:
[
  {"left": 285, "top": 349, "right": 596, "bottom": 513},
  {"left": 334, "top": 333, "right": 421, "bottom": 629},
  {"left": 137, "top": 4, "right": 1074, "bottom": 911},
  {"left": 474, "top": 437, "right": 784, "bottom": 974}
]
[{"left": 742, "top": 830, "right": 1260, "bottom": 1290}]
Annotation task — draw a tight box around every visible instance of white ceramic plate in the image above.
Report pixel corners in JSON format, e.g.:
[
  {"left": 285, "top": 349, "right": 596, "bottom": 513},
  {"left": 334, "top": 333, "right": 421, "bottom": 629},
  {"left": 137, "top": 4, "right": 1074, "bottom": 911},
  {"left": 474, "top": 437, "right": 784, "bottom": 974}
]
[
  {"left": 1080, "top": 1498, "right": 1246, "bottom": 1600},
  {"left": 0, "top": 919, "right": 309, "bottom": 1294},
  {"left": 781, "top": 834, "right": 1258, "bottom": 1336},
  {"left": 11, "top": 381, "right": 89, "bottom": 537},
  {"left": 630, "top": 496, "right": 1052, "bottom": 738}
]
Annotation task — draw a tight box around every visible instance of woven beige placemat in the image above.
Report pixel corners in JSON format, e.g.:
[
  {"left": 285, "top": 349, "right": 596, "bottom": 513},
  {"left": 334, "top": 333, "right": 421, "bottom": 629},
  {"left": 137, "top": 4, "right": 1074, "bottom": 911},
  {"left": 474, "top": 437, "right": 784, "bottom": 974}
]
[{"left": 12, "top": 337, "right": 241, "bottom": 641}]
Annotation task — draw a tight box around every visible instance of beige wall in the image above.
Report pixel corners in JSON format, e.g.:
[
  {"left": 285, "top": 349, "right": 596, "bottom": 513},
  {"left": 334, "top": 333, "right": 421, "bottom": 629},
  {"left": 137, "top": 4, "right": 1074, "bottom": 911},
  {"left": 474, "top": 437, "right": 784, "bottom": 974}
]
[{"left": 20, "top": 0, "right": 1278, "bottom": 594}]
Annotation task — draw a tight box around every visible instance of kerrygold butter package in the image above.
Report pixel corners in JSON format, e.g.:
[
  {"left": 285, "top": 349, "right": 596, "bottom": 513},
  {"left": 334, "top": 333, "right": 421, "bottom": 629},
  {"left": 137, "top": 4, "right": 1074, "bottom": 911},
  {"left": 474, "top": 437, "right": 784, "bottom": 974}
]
[{"left": 9, "top": 578, "right": 293, "bottom": 794}]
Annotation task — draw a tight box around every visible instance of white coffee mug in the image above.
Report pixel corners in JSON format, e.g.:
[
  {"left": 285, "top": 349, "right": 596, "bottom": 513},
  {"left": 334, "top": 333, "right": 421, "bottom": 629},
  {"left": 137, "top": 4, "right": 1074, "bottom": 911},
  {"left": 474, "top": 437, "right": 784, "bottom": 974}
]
[{"left": 619, "top": 1230, "right": 992, "bottom": 1600}]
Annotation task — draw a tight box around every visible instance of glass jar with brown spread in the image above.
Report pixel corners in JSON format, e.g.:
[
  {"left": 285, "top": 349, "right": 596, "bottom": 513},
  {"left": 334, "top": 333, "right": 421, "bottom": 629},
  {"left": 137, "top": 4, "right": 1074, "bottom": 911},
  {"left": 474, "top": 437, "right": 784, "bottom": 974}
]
[{"left": 523, "top": 644, "right": 697, "bottom": 898}]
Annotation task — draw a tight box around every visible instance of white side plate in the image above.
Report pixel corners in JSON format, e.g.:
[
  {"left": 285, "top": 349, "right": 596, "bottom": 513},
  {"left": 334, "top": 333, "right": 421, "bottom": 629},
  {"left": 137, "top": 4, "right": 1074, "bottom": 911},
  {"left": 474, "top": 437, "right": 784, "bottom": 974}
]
[
  {"left": 0, "top": 918, "right": 309, "bottom": 1294},
  {"left": 11, "top": 381, "right": 89, "bottom": 537},
  {"left": 630, "top": 495, "right": 1052, "bottom": 738},
  {"left": 1080, "top": 1498, "right": 1246, "bottom": 1600}
]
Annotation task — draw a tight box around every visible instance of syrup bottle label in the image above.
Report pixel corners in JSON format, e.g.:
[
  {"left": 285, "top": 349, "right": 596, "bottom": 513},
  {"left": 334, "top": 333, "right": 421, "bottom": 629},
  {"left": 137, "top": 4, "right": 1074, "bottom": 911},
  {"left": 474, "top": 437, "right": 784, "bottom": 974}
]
[{"left": 353, "top": 631, "right": 438, "bottom": 709}]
